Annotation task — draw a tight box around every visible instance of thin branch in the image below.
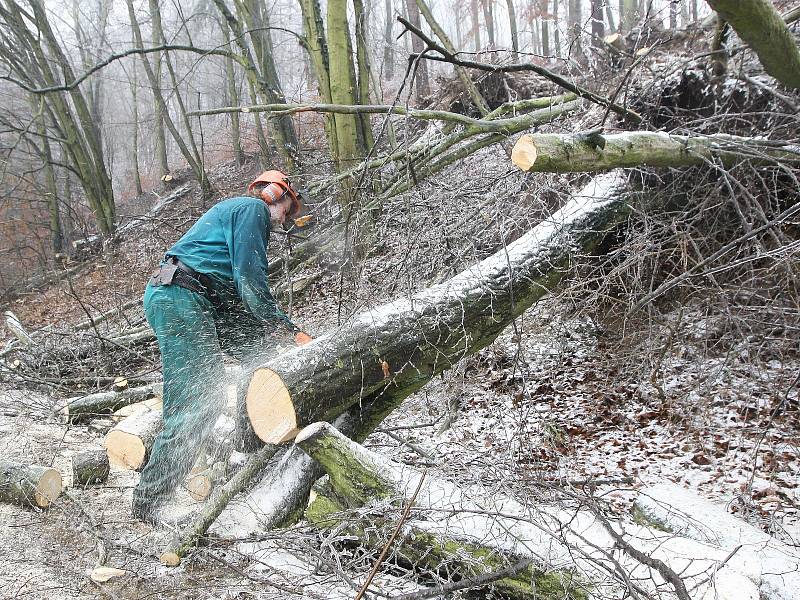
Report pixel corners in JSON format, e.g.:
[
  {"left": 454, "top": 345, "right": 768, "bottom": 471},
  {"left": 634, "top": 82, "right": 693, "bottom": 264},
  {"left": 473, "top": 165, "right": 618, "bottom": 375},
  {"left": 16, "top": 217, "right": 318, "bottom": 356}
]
[{"left": 396, "top": 15, "right": 643, "bottom": 124}]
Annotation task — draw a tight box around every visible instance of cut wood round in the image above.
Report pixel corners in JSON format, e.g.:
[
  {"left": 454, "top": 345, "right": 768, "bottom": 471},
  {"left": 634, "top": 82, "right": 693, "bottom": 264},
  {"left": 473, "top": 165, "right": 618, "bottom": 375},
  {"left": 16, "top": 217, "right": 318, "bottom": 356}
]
[
  {"left": 71, "top": 450, "right": 110, "bottom": 486},
  {"left": 0, "top": 461, "right": 62, "bottom": 508},
  {"left": 186, "top": 461, "right": 227, "bottom": 501},
  {"left": 245, "top": 369, "right": 299, "bottom": 444},
  {"left": 104, "top": 409, "right": 162, "bottom": 471},
  {"left": 111, "top": 397, "right": 162, "bottom": 422}
]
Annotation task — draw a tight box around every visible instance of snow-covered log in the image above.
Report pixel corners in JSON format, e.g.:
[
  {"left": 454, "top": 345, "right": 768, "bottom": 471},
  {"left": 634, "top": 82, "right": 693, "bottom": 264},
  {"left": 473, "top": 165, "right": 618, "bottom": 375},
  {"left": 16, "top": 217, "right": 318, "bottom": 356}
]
[
  {"left": 244, "top": 173, "right": 633, "bottom": 445},
  {"left": 59, "top": 383, "right": 162, "bottom": 424},
  {"left": 297, "top": 423, "right": 763, "bottom": 600},
  {"left": 71, "top": 450, "right": 109, "bottom": 486},
  {"left": 635, "top": 483, "right": 800, "bottom": 600},
  {"left": 511, "top": 132, "right": 800, "bottom": 173},
  {"left": 4, "top": 311, "right": 32, "bottom": 347},
  {"left": 0, "top": 461, "right": 62, "bottom": 508},
  {"left": 706, "top": 0, "right": 800, "bottom": 89}
]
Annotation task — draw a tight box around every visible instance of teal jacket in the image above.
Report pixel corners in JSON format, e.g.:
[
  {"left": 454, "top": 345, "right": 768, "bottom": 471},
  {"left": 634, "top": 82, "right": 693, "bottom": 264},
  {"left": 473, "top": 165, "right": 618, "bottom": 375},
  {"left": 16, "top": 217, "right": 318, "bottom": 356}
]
[{"left": 165, "top": 196, "right": 296, "bottom": 331}]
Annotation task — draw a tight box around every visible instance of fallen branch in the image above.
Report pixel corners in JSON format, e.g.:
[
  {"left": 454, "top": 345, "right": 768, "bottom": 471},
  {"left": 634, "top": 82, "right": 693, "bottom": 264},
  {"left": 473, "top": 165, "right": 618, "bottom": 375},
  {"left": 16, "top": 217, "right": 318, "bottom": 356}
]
[{"left": 511, "top": 131, "right": 800, "bottom": 173}]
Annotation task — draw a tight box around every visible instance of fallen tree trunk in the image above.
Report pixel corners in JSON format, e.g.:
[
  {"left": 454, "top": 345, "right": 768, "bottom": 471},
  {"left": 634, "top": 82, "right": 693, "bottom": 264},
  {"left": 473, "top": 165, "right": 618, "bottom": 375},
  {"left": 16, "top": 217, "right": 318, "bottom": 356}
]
[
  {"left": 167, "top": 174, "right": 634, "bottom": 564},
  {"left": 59, "top": 383, "right": 162, "bottom": 424},
  {"left": 0, "top": 461, "right": 62, "bottom": 508},
  {"left": 297, "top": 423, "right": 762, "bottom": 600},
  {"left": 511, "top": 132, "right": 800, "bottom": 173},
  {"left": 244, "top": 173, "right": 632, "bottom": 445},
  {"left": 706, "top": 0, "right": 800, "bottom": 90},
  {"left": 298, "top": 424, "right": 584, "bottom": 599},
  {"left": 635, "top": 483, "right": 800, "bottom": 600}
]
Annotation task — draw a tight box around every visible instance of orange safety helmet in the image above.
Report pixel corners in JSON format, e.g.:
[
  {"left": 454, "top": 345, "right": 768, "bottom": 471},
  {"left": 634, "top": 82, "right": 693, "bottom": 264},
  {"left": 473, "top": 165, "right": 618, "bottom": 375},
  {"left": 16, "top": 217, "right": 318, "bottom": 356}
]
[{"left": 247, "top": 170, "right": 302, "bottom": 218}]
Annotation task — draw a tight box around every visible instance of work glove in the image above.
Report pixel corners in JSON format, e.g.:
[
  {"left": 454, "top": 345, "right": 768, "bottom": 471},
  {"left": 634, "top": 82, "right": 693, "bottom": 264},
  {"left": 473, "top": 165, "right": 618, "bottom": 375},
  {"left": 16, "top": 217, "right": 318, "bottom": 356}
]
[{"left": 294, "top": 331, "right": 312, "bottom": 346}]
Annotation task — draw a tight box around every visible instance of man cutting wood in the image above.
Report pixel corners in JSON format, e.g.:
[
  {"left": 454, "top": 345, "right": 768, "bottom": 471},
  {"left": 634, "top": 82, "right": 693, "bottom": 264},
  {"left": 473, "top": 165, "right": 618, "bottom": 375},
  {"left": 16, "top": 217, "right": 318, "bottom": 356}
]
[{"left": 133, "top": 170, "right": 311, "bottom": 524}]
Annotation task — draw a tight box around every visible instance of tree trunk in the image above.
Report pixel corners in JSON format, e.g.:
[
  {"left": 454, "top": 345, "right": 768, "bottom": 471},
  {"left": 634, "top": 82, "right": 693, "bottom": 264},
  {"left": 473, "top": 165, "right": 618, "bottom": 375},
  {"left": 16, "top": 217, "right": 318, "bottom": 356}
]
[
  {"left": 243, "top": 172, "right": 630, "bottom": 446},
  {"left": 541, "top": 4, "right": 551, "bottom": 55},
  {"left": 352, "top": 0, "right": 375, "bottom": 151},
  {"left": 707, "top": 0, "right": 800, "bottom": 89},
  {"left": 481, "top": 0, "right": 496, "bottom": 48},
  {"left": 130, "top": 58, "right": 143, "bottom": 196},
  {"left": 301, "top": 425, "right": 581, "bottom": 599},
  {"left": 72, "top": 450, "right": 110, "bottom": 486},
  {"left": 510, "top": 131, "right": 800, "bottom": 172},
  {"left": 220, "top": 19, "right": 244, "bottom": 165},
  {"left": 383, "top": 0, "right": 395, "bottom": 79},
  {"left": 635, "top": 483, "right": 800, "bottom": 599},
  {"left": 471, "top": 0, "right": 482, "bottom": 50},
  {"left": 298, "top": 423, "right": 764, "bottom": 599},
  {"left": 0, "top": 461, "right": 62, "bottom": 508},
  {"left": 405, "top": 0, "right": 431, "bottom": 101},
  {"left": 590, "top": 0, "right": 604, "bottom": 44},
  {"left": 298, "top": 0, "right": 338, "bottom": 163},
  {"left": 553, "top": 0, "right": 561, "bottom": 56},
  {"left": 415, "top": 0, "right": 490, "bottom": 114},
  {"left": 506, "top": 0, "right": 520, "bottom": 56},
  {"left": 622, "top": 0, "right": 637, "bottom": 31}
]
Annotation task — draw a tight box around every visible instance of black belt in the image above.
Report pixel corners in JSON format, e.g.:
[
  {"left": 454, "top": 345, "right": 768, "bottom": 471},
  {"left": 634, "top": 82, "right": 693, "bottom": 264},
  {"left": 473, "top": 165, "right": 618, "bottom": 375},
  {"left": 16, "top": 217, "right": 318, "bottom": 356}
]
[{"left": 149, "top": 256, "right": 217, "bottom": 301}]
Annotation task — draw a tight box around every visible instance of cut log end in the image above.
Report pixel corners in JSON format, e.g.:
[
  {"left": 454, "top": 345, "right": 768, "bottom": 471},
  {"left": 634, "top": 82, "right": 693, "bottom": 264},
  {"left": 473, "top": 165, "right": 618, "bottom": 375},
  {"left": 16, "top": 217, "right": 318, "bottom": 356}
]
[
  {"left": 186, "top": 473, "right": 213, "bottom": 501},
  {"left": 34, "top": 468, "right": 62, "bottom": 508},
  {"left": 104, "top": 431, "right": 147, "bottom": 470},
  {"left": 511, "top": 135, "right": 538, "bottom": 172},
  {"left": 159, "top": 551, "right": 181, "bottom": 567},
  {"left": 245, "top": 368, "right": 299, "bottom": 444}
]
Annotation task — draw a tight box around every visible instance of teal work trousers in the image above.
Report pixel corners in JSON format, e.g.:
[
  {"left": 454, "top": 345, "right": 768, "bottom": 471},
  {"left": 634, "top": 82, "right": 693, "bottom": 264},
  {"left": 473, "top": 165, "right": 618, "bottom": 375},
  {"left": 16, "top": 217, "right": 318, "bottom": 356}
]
[{"left": 133, "top": 283, "right": 273, "bottom": 511}]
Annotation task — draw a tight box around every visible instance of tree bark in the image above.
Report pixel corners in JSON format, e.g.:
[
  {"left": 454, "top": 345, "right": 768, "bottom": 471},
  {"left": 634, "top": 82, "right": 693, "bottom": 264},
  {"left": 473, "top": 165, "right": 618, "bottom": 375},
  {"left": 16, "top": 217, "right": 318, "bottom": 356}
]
[
  {"left": 405, "top": 0, "right": 431, "bottom": 101},
  {"left": 220, "top": 19, "right": 244, "bottom": 165},
  {"left": 352, "top": 0, "right": 375, "bottom": 151},
  {"left": 298, "top": 0, "right": 338, "bottom": 163},
  {"left": 244, "top": 172, "right": 631, "bottom": 445},
  {"left": 706, "top": 0, "right": 800, "bottom": 89},
  {"left": 383, "top": 0, "right": 395, "bottom": 79},
  {"left": 72, "top": 450, "right": 110, "bottom": 486},
  {"left": 511, "top": 131, "right": 800, "bottom": 173},
  {"left": 59, "top": 383, "right": 162, "bottom": 424},
  {"left": 506, "top": 0, "right": 520, "bottom": 56},
  {"left": 297, "top": 423, "right": 584, "bottom": 600},
  {"left": 0, "top": 461, "right": 62, "bottom": 508}
]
